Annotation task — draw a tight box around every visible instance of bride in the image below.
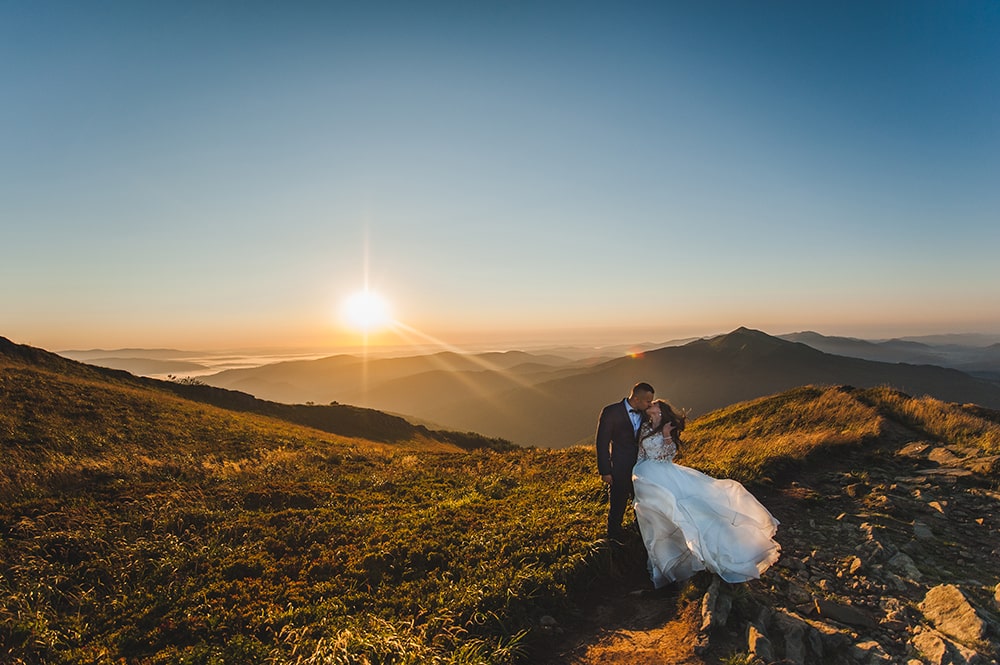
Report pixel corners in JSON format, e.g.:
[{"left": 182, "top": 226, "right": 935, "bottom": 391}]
[{"left": 632, "top": 400, "right": 781, "bottom": 587}]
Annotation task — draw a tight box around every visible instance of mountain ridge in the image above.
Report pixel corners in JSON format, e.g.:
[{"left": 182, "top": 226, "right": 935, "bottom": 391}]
[
  {"left": 364, "top": 328, "right": 1000, "bottom": 447},
  {"left": 17, "top": 329, "right": 1000, "bottom": 448},
  {"left": 779, "top": 330, "right": 1000, "bottom": 376},
  {"left": 165, "top": 327, "right": 1000, "bottom": 447}
]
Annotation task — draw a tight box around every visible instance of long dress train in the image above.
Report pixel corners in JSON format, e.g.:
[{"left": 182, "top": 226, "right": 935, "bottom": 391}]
[{"left": 632, "top": 431, "right": 780, "bottom": 587}]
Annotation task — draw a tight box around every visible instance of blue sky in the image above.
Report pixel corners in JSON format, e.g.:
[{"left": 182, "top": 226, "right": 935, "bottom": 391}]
[{"left": 2, "top": 1, "right": 998, "bottom": 351}]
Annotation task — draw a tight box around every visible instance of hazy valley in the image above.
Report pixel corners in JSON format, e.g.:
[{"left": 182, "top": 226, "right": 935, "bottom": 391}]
[{"left": 72, "top": 328, "right": 1000, "bottom": 448}]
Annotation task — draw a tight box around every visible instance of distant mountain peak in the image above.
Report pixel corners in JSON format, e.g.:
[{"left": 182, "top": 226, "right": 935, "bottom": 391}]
[
  {"left": 730, "top": 326, "right": 770, "bottom": 337},
  {"left": 704, "top": 327, "right": 787, "bottom": 350}
]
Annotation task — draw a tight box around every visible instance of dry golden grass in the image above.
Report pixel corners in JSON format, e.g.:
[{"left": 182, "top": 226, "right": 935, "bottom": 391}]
[
  {"left": 857, "top": 386, "right": 1000, "bottom": 454},
  {"left": 1, "top": 357, "right": 606, "bottom": 664},
  {"left": 680, "top": 386, "right": 885, "bottom": 483},
  {"left": 0, "top": 359, "right": 464, "bottom": 504}
]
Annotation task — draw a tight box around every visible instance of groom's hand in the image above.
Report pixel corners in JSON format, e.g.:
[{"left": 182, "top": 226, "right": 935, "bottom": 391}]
[{"left": 601, "top": 474, "right": 613, "bottom": 485}]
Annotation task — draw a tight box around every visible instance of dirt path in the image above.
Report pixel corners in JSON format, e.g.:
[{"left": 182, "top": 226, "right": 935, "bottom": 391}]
[
  {"left": 536, "top": 540, "right": 728, "bottom": 665},
  {"left": 555, "top": 595, "right": 706, "bottom": 664}
]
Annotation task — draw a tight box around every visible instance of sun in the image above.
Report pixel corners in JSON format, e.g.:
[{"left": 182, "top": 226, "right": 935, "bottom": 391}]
[{"left": 341, "top": 289, "right": 393, "bottom": 333}]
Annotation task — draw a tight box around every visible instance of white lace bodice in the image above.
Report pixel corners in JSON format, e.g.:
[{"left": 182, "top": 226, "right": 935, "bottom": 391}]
[{"left": 638, "top": 431, "right": 676, "bottom": 463}]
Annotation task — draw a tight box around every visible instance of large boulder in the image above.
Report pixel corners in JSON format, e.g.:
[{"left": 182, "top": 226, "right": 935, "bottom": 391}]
[{"left": 918, "top": 584, "right": 986, "bottom": 646}]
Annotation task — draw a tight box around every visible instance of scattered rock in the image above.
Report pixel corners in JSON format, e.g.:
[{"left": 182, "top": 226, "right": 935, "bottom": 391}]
[
  {"left": 911, "top": 629, "right": 949, "bottom": 664},
  {"left": 778, "top": 555, "right": 806, "bottom": 571},
  {"left": 696, "top": 577, "right": 734, "bottom": 655},
  {"left": 786, "top": 581, "right": 812, "bottom": 605},
  {"left": 913, "top": 520, "right": 935, "bottom": 541},
  {"left": 772, "top": 611, "right": 807, "bottom": 665},
  {"left": 886, "top": 572, "right": 911, "bottom": 592},
  {"left": 918, "top": 584, "right": 986, "bottom": 646},
  {"left": 700, "top": 577, "right": 721, "bottom": 632},
  {"left": 963, "top": 455, "right": 1000, "bottom": 475},
  {"left": 910, "top": 627, "right": 984, "bottom": 665},
  {"left": 927, "top": 500, "right": 948, "bottom": 515},
  {"left": 922, "top": 468, "right": 974, "bottom": 481},
  {"left": 797, "top": 615, "right": 852, "bottom": 652},
  {"left": 813, "top": 597, "right": 877, "bottom": 628},
  {"left": 673, "top": 425, "right": 1000, "bottom": 665},
  {"left": 747, "top": 623, "right": 774, "bottom": 663},
  {"left": 715, "top": 590, "right": 732, "bottom": 629},
  {"left": 888, "top": 551, "right": 923, "bottom": 581},
  {"left": 880, "top": 618, "right": 907, "bottom": 633},
  {"left": 851, "top": 639, "right": 892, "bottom": 663},
  {"left": 899, "top": 442, "right": 931, "bottom": 457},
  {"left": 953, "top": 639, "right": 985, "bottom": 664},
  {"left": 928, "top": 447, "right": 963, "bottom": 465}
]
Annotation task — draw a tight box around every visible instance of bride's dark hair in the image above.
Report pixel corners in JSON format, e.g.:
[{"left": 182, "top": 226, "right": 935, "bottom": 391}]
[{"left": 646, "top": 399, "right": 686, "bottom": 451}]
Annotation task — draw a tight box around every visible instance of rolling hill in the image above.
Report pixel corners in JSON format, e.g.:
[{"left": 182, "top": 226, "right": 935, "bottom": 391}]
[
  {"left": 200, "top": 328, "right": 1000, "bottom": 447},
  {"left": 0, "top": 336, "right": 510, "bottom": 451}
]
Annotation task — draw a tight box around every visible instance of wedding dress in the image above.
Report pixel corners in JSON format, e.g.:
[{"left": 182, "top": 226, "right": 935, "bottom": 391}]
[{"left": 632, "top": 430, "right": 781, "bottom": 587}]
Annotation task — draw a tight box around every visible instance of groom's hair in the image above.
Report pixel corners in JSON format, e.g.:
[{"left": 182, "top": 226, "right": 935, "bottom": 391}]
[{"left": 632, "top": 382, "right": 655, "bottom": 396}]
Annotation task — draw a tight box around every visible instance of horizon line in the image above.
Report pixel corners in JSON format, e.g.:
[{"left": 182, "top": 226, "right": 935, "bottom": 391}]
[{"left": 40, "top": 326, "right": 1000, "bottom": 357}]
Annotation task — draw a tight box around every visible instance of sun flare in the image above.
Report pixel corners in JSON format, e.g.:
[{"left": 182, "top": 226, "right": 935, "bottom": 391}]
[{"left": 341, "top": 290, "right": 393, "bottom": 333}]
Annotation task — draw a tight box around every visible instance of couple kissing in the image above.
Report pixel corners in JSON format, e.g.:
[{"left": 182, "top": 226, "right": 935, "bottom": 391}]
[{"left": 596, "top": 382, "right": 781, "bottom": 589}]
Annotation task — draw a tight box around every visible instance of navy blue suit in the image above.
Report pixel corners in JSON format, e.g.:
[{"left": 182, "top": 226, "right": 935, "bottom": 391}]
[{"left": 596, "top": 400, "right": 641, "bottom": 540}]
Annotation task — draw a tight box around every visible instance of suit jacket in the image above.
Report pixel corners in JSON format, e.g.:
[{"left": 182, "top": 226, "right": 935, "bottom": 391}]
[{"left": 595, "top": 400, "right": 640, "bottom": 477}]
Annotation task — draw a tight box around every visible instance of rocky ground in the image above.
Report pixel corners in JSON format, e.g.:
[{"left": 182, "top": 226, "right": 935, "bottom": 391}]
[{"left": 544, "top": 425, "right": 1000, "bottom": 664}]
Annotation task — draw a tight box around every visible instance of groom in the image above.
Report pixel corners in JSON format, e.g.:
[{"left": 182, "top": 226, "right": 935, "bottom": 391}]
[{"left": 596, "top": 381, "right": 655, "bottom": 541}]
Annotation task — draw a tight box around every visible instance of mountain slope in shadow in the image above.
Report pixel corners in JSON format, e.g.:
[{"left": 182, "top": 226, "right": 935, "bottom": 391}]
[
  {"left": 780, "top": 330, "right": 1000, "bottom": 380},
  {"left": 412, "top": 327, "right": 1000, "bottom": 447},
  {"left": 183, "top": 328, "right": 1000, "bottom": 448}
]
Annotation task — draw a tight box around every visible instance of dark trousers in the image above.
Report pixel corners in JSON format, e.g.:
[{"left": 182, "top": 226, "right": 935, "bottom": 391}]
[{"left": 607, "top": 467, "right": 634, "bottom": 540}]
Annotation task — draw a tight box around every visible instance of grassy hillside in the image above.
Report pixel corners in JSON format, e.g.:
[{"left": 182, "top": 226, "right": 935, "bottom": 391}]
[
  {"left": 0, "top": 347, "right": 605, "bottom": 664},
  {"left": 680, "top": 384, "right": 1000, "bottom": 482},
  {"left": 1, "top": 336, "right": 512, "bottom": 452},
  {"left": 4, "top": 338, "right": 1000, "bottom": 663}
]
